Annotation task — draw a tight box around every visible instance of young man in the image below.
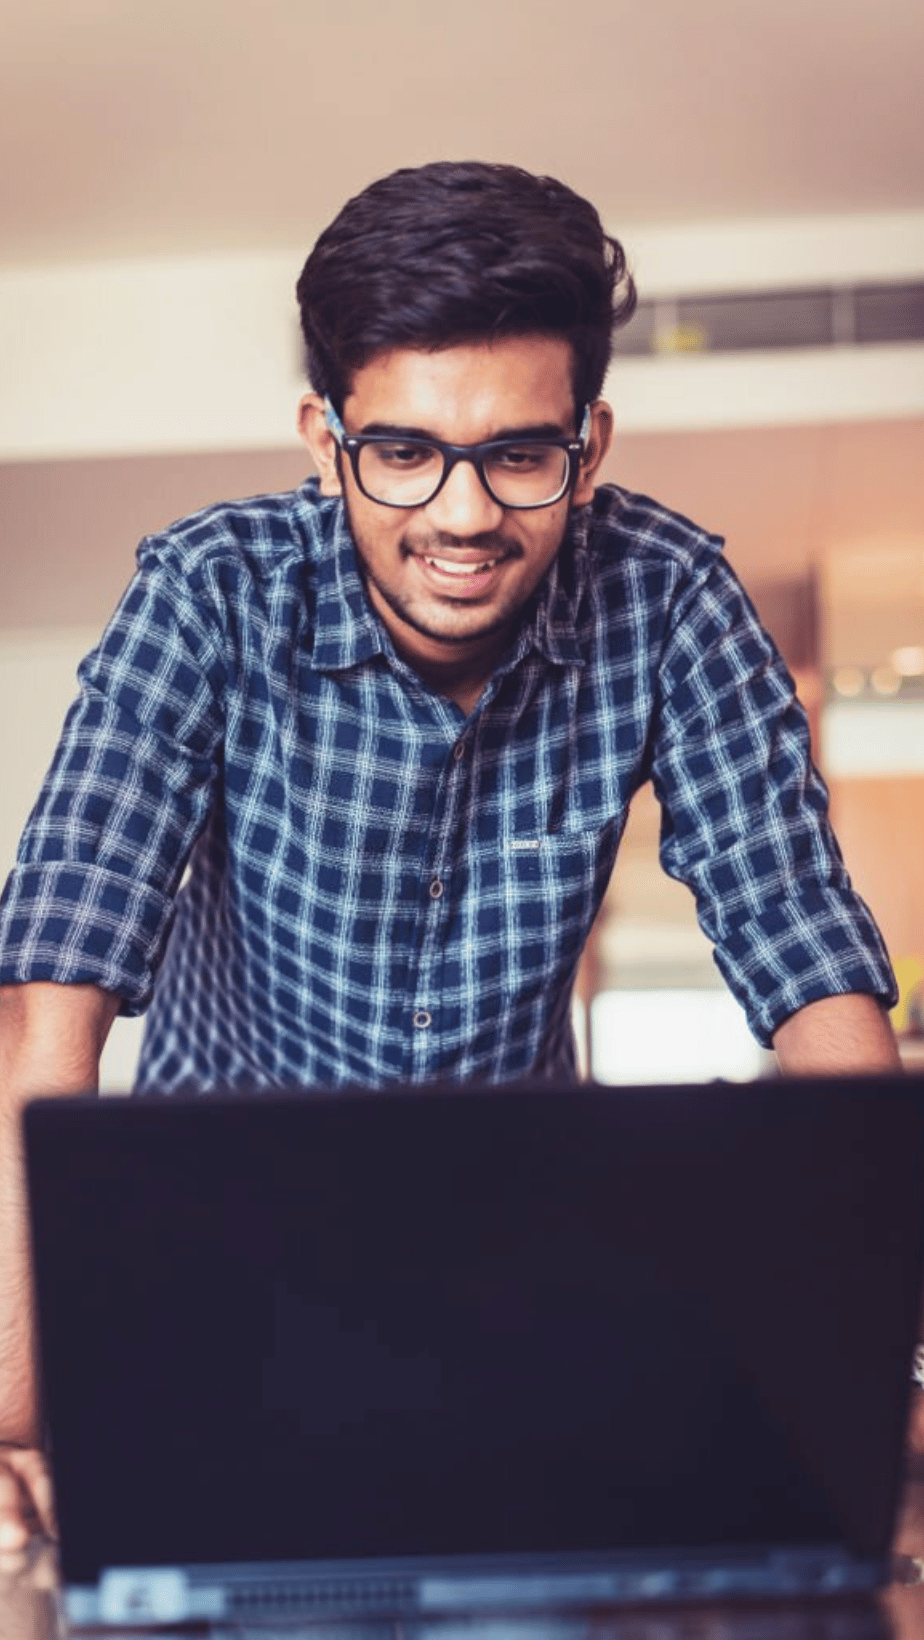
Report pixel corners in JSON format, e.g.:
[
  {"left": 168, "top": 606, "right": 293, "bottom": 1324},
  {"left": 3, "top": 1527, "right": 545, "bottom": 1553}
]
[{"left": 0, "top": 161, "right": 900, "bottom": 1544}]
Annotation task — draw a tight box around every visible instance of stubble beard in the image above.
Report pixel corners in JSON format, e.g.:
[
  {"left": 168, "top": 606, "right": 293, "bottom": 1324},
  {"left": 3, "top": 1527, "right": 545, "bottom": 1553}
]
[{"left": 344, "top": 497, "right": 570, "bottom": 651}]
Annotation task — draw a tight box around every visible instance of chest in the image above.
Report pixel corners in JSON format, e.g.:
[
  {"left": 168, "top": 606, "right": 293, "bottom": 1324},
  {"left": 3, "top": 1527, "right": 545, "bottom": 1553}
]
[{"left": 220, "top": 647, "right": 651, "bottom": 858}]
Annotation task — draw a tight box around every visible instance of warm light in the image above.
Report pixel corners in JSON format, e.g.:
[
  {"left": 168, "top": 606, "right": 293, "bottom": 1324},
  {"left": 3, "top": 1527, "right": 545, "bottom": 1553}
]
[
  {"left": 831, "top": 666, "right": 865, "bottom": 697},
  {"left": 891, "top": 645, "right": 924, "bottom": 677},
  {"left": 870, "top": 666, "right": 901, "bottom": 696}
]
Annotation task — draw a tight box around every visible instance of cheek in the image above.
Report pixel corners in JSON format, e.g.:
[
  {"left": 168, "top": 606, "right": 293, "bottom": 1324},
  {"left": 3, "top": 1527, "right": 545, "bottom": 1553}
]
[
  {"left": 524, "top": 513, "right": 569, "bottom": 573},
  {"left": 343, "top": 491, "right": 405, "bottom": 562}
]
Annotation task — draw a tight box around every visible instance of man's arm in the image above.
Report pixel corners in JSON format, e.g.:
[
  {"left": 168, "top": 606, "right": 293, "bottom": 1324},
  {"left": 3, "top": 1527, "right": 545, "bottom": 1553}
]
[
  {"left": 772, "top": 991, "right": 902, "bottom": 1077},
  {"left": 0, "top": 981, "right": 120, "bottom": 1546}
]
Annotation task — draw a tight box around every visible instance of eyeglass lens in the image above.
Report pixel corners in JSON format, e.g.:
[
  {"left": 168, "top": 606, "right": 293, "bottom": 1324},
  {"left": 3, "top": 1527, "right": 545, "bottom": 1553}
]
[{"left": 357, "top": 441, "right": 571, "bottom": 508}]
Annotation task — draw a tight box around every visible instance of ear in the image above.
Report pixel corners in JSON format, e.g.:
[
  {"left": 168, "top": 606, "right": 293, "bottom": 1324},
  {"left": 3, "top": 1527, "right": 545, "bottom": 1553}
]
[
  {"left": 297, "top": 393, "right": 343, "bottom": 496},
  {"left": 572, "top": 400, "right": 614, "bottom": 506}
]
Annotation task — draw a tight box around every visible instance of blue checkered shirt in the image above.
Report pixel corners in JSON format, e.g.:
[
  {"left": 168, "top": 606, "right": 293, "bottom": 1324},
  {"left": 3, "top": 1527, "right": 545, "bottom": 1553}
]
[{"left": 0, "top": 480, "right": 896, "bottom": 1088}]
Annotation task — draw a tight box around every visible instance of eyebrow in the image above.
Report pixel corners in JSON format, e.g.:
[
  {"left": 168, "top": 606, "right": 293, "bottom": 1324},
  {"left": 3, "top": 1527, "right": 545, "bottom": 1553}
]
[{"left": 355, "top": 420, "right": 572, "bottom": 442}]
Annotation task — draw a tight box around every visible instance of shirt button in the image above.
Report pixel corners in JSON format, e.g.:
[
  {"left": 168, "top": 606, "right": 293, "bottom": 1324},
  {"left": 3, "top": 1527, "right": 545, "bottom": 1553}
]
[
  {"left": 429, "top": 878, "right": 444, "bottom": 900},
  {"left": 412, "top": 1009, "right": 432, "bottom": 1029},
  {"left": 453, "top": 740, "right": 466, "bottom": 762}
]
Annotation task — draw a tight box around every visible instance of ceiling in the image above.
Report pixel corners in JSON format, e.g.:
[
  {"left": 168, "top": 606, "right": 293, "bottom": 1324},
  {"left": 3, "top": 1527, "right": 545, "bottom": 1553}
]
[{"left": 2, "top": 0, "right": 923, "bottom": 267}]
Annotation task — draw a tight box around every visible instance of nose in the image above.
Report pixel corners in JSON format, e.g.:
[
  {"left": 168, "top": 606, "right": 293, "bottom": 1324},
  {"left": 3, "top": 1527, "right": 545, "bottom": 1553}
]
[{"left": 424, "top": 457, "right": 505, "bottom": 537}]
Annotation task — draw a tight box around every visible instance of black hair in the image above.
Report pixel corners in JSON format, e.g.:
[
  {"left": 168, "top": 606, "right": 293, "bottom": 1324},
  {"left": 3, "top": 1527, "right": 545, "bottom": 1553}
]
[{"left": 296, "top": 160, "right": 636, "bottom": 413}]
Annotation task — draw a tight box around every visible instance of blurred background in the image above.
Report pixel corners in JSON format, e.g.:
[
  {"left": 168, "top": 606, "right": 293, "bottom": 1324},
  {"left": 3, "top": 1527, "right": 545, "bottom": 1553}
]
[{"left": 1, "top": 0, "right": 922, "bottom": 1086}]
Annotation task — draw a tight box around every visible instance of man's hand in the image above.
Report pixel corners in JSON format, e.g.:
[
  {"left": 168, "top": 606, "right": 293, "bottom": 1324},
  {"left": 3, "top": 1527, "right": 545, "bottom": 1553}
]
[
  {"left": 0, "top": 982, "right": 120, "bottom": 1491},
  {"left": 0, "top": 1447, "right": 55, "bottom": 1550}
]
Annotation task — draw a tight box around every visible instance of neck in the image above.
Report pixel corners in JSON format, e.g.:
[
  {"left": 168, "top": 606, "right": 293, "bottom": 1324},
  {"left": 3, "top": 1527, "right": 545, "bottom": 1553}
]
[
  {"left": 413, "top": 656, "right": 500, "bottom": 716},
  {"left": 364, "top": 582, "right": 514, "bottom": 714},
  {"left": 401, "top": 629, "right": 510, "bottom": 714}
]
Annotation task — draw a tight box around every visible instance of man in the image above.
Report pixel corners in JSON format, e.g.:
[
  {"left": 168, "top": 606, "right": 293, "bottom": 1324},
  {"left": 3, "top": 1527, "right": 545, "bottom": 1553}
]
[{"left": 0, "top": 161, "right": 900, "bottom": 1545}]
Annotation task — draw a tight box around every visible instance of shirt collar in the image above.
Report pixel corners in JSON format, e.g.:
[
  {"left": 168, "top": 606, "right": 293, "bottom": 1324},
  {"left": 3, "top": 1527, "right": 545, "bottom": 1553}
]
[
  {"left": 525, "top": 507, "right": 588, "bottom": 669},
  {"left": 307, "top": 492, "right": 387, "bottom": 673},
  {"left": 305, "top": 484, "right": 588, "bottom": 676}
]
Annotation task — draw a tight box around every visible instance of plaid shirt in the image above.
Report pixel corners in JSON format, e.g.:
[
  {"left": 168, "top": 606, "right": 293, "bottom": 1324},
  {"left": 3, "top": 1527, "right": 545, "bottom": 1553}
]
[{"left": 0, "top": 480, "right": 895, "bottom": 1089}]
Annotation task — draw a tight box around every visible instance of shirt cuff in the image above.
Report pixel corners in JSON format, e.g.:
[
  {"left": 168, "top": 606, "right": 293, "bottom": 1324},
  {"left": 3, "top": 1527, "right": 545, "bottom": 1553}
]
[
  {"left": 0, "top": 862, "right": 175, "bottom": 1014},
  {"left": 712, "top": 882, "right": 899, "bottom": 1048}
]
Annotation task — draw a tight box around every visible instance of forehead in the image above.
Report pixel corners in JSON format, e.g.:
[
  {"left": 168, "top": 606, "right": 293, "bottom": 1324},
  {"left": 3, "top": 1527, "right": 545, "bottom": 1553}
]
[{"left": 343, "top": 335, "right": 576, "bottom": 439}]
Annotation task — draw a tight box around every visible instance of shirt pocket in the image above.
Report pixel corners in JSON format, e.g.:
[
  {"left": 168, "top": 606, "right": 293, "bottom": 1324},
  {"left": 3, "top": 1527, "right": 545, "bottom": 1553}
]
[{"left": 494, "top": 822, "right": 621, "bottom": 995}]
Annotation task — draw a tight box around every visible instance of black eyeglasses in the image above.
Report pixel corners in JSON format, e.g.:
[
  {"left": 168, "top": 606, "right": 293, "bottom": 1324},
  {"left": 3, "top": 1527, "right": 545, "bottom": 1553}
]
[{"left": 324, "top": 398, "right": 590, "bottom": 510}]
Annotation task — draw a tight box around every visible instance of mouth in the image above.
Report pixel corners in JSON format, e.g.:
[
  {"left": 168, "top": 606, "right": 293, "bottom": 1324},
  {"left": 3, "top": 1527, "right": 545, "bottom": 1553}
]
[
  {"left": 403, "top": 545, "right": 514, "bottom": 602},
  {"left": 400, "top": 535, "right": 521, "bottom": 605},
  {"left": 421, "top": 552, "right": 504, "bottom": 580}
]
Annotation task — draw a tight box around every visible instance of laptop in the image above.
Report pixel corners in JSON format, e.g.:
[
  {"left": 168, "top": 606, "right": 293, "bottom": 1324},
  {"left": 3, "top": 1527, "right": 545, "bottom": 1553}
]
[{"left": 24, "top": 1074, "right": 924, "bottom": 1629}]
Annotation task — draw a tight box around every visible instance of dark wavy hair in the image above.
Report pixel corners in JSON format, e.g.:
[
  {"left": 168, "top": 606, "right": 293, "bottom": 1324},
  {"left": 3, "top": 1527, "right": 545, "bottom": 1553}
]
[{"left": 296, "top": 161, "right": 636, "bottom": 414}]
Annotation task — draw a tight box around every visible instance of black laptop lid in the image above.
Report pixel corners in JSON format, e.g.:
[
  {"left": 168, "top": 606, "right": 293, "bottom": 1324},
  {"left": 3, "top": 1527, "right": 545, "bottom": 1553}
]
[{"left": 24, "top": 1077, "right": 924, "bottom": 1585}]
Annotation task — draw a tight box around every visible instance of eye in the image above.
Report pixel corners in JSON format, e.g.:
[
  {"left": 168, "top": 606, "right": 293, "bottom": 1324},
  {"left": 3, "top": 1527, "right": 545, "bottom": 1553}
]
[
  {"left": 493, "top": 444, "right": 556, "bottom": 471},
  {"left": 372, "top": 441, "right": 438, "bottom": 469}
]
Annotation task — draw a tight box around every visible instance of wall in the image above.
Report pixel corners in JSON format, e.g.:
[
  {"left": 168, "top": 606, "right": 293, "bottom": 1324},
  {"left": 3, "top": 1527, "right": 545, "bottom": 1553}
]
[
  {"left": 3, "top": 213, "right": 924, "bottom": 462},
  {"left": 828, "top": 777, "right": 924, "bottom": 966}
]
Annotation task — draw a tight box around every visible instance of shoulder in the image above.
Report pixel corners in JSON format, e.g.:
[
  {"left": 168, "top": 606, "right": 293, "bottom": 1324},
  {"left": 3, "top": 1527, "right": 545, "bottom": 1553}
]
[
  {"left": 567, "top": 484, "right": 762, "bottom": 671},
  {"left": 583, "top": 483, "right": 726, "bottom": 585},
  {"left": 578, "top": 483, "right": 755, "bottom": 647},
  {"left": 134, "top": 477, "right": 338, "bottom": 588}
]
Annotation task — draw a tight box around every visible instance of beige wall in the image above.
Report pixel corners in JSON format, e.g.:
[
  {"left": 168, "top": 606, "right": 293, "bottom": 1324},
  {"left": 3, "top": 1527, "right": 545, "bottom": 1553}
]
[{"left": 829, "top": 778, "right": 924, "bottom": 963}]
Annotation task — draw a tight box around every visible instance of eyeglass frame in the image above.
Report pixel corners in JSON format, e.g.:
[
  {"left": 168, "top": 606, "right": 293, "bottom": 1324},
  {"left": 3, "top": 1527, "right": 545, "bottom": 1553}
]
[{"left": 323, "top": 397, "right": 592, "bottom": 511}]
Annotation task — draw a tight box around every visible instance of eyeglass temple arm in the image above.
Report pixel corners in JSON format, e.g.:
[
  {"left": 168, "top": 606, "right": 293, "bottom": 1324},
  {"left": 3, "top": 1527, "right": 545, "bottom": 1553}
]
[{"left": 324, "top": 397, "right": 346, "bottom": 441}]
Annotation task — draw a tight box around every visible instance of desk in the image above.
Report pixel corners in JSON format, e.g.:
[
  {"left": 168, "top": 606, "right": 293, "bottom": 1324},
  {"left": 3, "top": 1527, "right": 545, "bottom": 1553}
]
[{"left": 5, "top": 1473, "right": 924, "bottom": 1640}]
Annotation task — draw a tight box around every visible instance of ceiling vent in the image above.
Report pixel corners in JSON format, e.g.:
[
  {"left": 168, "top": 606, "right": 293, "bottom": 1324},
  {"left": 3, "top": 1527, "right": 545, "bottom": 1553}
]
[{"left": 613, "top": 282, "right": 924, "bottom": 357}]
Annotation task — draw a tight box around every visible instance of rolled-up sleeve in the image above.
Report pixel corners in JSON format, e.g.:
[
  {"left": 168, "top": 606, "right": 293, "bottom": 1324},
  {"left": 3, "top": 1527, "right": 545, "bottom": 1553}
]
[
  {"left": 650, "top": 552, "right": 897, "bottom": 1046},
  {"left": 0, "top": 538, "right": 227, "bottom": 1011}
]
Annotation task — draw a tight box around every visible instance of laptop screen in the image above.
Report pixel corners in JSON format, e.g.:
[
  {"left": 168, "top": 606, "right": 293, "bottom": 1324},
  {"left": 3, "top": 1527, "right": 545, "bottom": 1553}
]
[{"left": 25, "top": 1078, "right": 924, "bottom": 1586}]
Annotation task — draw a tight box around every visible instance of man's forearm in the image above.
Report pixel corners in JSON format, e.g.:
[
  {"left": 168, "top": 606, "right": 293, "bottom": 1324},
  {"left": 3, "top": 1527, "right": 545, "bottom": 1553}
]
[
  {"left": 0, "top": 983, "right": 120, "bottom": 1443},
  {"left": 772, "top": 991, "right": 902, "bottom": 1078},
  {"left": 0, "top": 1111, "right": 36, "bottom": 1444}
]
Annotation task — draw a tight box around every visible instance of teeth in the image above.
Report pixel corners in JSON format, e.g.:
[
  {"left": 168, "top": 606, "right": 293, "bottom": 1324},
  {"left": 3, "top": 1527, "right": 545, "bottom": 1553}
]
[{"left": 425, "top": 557, "right": 498, "bottom": 576}]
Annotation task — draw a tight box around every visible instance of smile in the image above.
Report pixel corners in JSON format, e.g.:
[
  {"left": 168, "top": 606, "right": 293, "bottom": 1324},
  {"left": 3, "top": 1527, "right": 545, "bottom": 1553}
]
[{"left": 423, "top": 555, "right": 501, "bottom": 578}]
